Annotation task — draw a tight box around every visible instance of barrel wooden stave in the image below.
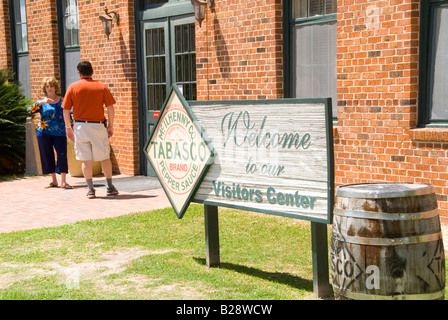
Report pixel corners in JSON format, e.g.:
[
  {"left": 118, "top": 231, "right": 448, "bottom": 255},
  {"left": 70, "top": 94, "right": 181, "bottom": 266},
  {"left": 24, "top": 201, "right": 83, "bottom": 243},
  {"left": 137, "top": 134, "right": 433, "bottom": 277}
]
[{"left": 330, "top": 184, "right": 445, "bottom": 300}]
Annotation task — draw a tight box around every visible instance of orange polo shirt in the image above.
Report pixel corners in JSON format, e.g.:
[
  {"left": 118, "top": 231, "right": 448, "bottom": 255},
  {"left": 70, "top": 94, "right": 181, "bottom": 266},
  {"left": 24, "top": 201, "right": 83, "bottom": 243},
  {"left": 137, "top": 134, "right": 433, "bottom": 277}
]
[{"left": 62, "top": 77, "right": 116, "bottom": 122}]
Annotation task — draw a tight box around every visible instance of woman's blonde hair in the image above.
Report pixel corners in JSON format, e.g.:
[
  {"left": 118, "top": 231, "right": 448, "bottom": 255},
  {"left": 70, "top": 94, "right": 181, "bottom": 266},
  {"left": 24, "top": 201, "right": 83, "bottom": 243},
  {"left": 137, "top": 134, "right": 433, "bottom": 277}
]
[{"left": 41, "top": 77, "right": 61, "bottom": 96}]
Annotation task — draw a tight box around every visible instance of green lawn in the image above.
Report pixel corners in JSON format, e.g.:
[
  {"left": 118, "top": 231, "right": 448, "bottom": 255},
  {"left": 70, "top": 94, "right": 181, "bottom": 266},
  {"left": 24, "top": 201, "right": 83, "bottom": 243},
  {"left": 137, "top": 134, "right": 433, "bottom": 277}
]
[
  {"left": 0, "top": 205, "right": 318, "bottom": 300},
  {"left": 0, "top": 204, "right": 446, "bottom": 300}
]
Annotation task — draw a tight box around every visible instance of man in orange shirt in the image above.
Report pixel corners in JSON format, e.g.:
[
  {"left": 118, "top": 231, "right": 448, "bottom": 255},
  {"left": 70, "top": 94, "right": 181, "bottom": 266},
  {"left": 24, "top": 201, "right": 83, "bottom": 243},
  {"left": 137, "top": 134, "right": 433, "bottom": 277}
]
[{"left": 62, "top": 61, "right": 118, "bottom": 199}]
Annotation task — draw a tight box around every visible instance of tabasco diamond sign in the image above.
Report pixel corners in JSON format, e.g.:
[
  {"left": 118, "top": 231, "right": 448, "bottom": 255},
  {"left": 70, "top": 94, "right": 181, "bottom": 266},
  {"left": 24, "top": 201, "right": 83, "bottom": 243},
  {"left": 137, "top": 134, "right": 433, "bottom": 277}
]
[{"left": 144, "top": 86, "right": 214, "bottom": 218}]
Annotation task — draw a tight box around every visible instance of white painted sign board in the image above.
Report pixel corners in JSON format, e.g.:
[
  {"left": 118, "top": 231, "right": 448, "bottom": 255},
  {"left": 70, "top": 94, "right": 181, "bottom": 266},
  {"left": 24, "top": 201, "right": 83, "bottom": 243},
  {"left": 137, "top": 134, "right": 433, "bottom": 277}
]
[{"left": 189, "top": 99, "right": 334, "bottom": 224}]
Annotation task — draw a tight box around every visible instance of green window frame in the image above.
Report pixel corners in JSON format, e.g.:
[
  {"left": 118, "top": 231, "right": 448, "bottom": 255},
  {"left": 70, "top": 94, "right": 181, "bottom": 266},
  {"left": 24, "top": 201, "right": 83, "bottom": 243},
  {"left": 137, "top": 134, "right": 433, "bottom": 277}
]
[
  {"left": 141, "top": 0, "right": 168, "bottom": 7},
  {"left": 136, "top": 0, "right": 195, "bottom": 175},
  {"left": 13, "top": 0, "right": 28, "bottom": 53},
  {"left": 419, "top": 0, "right": 448, "bottom": 127},
  {"left": 57, "top": 0, "right": 81, "bottom": 93},
  {"left": 284, "top": 0, "right": 337, "bottom": 119},
  {"left": 61, "top": 0, "right": 80, "bottom": 48},
  {"left": 292, "top": 0, "right": 337, "bottom": 19},
  {"left": 9, "top": 0, "right": 31, "bottom": 98}
]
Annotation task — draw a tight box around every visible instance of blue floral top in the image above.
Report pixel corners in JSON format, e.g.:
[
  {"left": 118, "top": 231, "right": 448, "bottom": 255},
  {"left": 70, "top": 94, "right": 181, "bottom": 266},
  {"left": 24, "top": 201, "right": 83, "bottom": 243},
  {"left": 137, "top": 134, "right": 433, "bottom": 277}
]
[{"left": 27, "top": 98, "right": 72, "bottom": 136}]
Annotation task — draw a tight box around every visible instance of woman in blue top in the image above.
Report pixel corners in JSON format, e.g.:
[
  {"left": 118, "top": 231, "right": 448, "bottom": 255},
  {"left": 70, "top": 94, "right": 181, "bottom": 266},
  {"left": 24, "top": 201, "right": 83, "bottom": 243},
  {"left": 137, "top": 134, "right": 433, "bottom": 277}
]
[{"left": 27, "top": 77, "right": 73, "bottom": 189}]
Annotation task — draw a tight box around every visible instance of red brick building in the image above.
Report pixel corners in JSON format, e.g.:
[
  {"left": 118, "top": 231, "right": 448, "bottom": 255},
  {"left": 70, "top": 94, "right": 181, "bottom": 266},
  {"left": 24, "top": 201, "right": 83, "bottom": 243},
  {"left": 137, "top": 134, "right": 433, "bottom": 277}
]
[{"left": 1, "top": 0, "right": 448, "bottom": 221}]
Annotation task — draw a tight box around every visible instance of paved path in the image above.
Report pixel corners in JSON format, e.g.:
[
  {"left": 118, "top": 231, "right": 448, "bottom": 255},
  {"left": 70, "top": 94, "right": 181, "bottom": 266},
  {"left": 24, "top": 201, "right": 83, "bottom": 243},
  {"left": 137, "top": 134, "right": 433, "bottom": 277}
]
[
  {"left": 1, "top": 175, "right": 447, "bottom": 256},
  {"left": 0, "top": 174, "right": 170, "bottom": 233}
]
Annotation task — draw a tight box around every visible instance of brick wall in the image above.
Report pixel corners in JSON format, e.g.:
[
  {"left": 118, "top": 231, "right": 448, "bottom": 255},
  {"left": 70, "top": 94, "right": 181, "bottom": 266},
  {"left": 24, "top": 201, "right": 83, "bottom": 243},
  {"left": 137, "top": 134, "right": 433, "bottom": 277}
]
[
  {"left": 0, "top": 0, "right": 61, "bottom": 90},
  {"left": 0, "top": 0, "right": 285, "bottom": 177},
  {"left": 27, "top": 0, "right": 60, "bottom": 97},
  {"left": 195, "top": 0, "right": 284, "bottom": 101},
  {"left": 0, "top": 1, "right": 12, "bottom": 71},
  {"left": 336, "top": 0, "right": 448, "bottom": 222},
  {"left": 195, "top": 0, "right": 448, "bottom": 221},
  {"left": 0, "top": 0, "right": 139, "bottom": 176},
  {"left": 77, "top": 0, "right": 139, "bottom": 175}
]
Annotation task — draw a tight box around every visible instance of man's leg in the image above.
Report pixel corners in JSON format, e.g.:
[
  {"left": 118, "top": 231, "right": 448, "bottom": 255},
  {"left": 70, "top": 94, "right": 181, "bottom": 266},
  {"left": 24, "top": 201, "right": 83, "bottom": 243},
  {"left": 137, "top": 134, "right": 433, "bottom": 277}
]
[
  {"left": 73, "top": 123, "right": 96, "bottom": 198},
  {"left": 88, "top": 124, "right": 118, "bottom": 196},
  {"left": 82, "top": 160, "right": 93, "bottom": 180},
  {"left": 101, "top": 158, "right": 118, "bottom": 196},
  {"left": 101, "top": 158, "right": 112, "bottom": 179},
  {"left": 82, "top": 160, "right": 96, "bottom": 198}
]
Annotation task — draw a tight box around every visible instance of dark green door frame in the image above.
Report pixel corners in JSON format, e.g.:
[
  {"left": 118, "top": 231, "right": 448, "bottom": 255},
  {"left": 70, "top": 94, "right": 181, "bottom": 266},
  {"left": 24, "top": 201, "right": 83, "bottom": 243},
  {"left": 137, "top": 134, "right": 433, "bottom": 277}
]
[{"left": 135, "top": 0, "right": 195, "bottom": 176}]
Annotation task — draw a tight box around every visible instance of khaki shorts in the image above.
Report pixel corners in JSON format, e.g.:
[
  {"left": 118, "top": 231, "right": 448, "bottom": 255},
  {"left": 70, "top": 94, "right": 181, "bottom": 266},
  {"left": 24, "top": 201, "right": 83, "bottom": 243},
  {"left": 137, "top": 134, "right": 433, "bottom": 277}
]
[{"left": 74, "top": 122, "right": 110, "bottom": 161}]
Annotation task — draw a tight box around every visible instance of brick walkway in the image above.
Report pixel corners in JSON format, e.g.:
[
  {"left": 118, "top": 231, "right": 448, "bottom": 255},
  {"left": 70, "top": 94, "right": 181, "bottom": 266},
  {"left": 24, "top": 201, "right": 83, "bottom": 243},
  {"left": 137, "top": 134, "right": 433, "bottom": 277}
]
[{"left": 0, "top": 174, "right": 170, "bottom": 233}]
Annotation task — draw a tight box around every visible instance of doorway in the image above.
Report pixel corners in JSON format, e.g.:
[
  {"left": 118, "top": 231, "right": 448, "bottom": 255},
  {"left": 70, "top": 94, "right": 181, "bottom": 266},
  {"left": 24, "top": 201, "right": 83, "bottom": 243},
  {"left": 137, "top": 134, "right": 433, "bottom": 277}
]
[{"left": 141, "top": 15, "right": 196, "bottom": 176}]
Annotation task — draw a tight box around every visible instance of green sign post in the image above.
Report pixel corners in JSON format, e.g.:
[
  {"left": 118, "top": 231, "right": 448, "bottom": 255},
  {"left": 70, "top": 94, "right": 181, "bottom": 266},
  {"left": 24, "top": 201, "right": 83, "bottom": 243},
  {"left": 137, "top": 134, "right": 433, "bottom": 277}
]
[{"left": 145, "top": 86, "right": 334, "bottom": 298}]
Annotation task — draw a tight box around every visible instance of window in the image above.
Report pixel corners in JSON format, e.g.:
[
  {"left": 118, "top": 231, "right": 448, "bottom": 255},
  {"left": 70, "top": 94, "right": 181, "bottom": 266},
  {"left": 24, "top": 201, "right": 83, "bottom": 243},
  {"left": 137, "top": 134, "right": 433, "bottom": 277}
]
[
  {"left": 58, "top": 0, "right": 81, "bottom": 92},
  {"left": 11, "top": 0, "right": 30, "bottom": 98},
  {"left": 13, "top": 0, "right": 28, "bottom": 53},
  {"left": 293, "top": 0, "right": 337, "bottom": 18},
  {"left": 287, "top": 0, "right": 337, "bottom": 119},
  {"left": 174, "top": 23, "right": 196, "bottom": 101},
  {"left": 139, "top": 0, "right": 168, "bottom": 9},
  {"left": 144, "top": 0, "right": 168, "bottom": 5},
  {"left": 62, "top": 0, "right": 79, "bottom": 48},
  {"left": 420, "top": 0, "right": 448, "bottom": 126},
  {"left": 145, "top": 27, "right": 166, "bottom": 110}
]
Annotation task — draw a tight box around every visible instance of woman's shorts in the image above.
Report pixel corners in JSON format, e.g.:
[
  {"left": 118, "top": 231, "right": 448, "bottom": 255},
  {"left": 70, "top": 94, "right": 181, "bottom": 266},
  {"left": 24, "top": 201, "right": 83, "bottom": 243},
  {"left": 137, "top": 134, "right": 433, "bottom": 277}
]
[{"left": 74, "top": 122, "right": 110, "bottom": 161}]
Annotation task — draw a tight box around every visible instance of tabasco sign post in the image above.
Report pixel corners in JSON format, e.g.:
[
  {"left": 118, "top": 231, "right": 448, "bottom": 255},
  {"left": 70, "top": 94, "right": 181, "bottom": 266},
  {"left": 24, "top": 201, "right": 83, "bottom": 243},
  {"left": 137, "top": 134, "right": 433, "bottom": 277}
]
[{"left": 145, "top": 86, "right": 334, "bottom": 298}]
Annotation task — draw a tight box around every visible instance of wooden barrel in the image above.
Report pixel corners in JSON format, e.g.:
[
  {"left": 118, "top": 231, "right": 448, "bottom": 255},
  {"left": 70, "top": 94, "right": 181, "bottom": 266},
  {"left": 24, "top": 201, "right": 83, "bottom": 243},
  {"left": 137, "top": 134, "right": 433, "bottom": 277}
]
[{"left": 330, "top": 183, "right": 445, "bottom": 300}]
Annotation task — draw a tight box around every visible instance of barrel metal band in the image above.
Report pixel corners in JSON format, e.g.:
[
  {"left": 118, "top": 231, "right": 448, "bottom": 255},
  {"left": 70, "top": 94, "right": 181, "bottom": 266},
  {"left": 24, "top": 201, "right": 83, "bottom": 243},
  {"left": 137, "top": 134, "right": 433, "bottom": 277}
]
[
  {"left": 333, "top": 208, "right": 440, "bottom": 221},
  {"left": 333, "top": 287, "right": 445, "bottom": 300},
  {"left": 336, "top": 183, "right": 435, "bottom": 199},
  {"left": 341, "top": 232, "right": 442, "bottom": 246}
]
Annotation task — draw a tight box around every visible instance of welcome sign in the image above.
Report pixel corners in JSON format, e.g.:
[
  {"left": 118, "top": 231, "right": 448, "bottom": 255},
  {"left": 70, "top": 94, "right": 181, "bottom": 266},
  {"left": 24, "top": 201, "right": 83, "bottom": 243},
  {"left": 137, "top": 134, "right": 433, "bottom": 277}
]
[
  {"left": 189, "top": 99, "right": 334, "bottom": 224},
  {"left": 145, "top": 90, "right": 334, "bottom": 297},
  {"left": 146, "top": 86, "right": 334, "bottom": 223}
]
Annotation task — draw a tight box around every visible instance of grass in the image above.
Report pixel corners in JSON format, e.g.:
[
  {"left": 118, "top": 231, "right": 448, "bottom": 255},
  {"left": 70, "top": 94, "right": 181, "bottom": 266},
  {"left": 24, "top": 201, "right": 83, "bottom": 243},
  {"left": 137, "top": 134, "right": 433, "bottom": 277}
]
[
  {"left": 0, "top": 204, "right": 446, "bottom": 300},
  {"left": 0, "top": 205, "right": 318, "bottom": 300}
]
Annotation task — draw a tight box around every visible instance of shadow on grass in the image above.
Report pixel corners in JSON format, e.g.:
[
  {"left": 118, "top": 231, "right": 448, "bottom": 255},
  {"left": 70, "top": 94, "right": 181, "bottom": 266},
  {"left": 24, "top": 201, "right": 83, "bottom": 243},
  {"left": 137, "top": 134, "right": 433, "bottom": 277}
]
[{"left": 193, "top": 257, "right": 313, "bottom": 292}]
